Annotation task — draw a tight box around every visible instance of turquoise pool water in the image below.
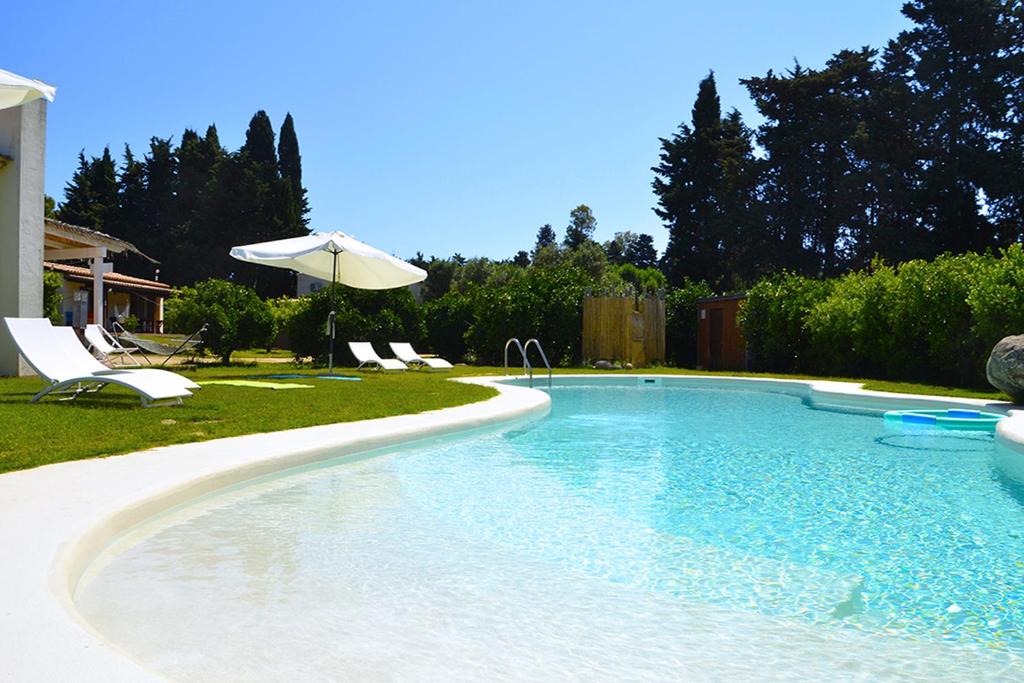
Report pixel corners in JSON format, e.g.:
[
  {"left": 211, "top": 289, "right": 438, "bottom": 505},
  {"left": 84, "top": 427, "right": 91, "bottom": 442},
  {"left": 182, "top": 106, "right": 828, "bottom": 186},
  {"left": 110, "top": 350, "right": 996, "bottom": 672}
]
[{"left": 76, "top": 381, "right": 1024, "bottom": 681}]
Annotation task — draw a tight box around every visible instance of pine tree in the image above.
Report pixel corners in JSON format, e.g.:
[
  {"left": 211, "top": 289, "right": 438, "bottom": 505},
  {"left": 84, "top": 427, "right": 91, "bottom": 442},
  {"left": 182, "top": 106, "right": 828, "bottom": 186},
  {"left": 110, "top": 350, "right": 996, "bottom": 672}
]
[
  {"left": 563, "top": 205, "right": 596, "bottom": 249},
  {"left": 625, "top": 233, "right": 659, "bottom": 270},
  {"left": 898, "top": 0, "right": 1010, "bottom": 254},
  {"left": 533, "top": 224, "right": 556, "bottom": 256}
]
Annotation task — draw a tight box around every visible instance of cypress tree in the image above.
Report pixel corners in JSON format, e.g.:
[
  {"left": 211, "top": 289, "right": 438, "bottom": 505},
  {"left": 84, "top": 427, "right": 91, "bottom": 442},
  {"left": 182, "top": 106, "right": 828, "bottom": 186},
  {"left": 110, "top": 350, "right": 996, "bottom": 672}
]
[
  {"left": 56, "top": 152, "right": 98, "bottom": 229},
  {"left": 655, "top": 72, "right": 726, "bottom": 287},
  {"left": 110, "top": 145, "right": 148, "bottom": 275},
  {"left": 277, "top": 112, "right": 309, "bottom": 232}
]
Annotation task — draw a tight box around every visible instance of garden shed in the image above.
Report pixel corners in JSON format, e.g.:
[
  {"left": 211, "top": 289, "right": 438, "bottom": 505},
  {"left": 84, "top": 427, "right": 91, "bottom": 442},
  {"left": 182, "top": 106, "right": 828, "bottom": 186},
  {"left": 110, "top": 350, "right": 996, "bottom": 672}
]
[{"left": 696, "top": 294, "right": 747, "bottom": 371}]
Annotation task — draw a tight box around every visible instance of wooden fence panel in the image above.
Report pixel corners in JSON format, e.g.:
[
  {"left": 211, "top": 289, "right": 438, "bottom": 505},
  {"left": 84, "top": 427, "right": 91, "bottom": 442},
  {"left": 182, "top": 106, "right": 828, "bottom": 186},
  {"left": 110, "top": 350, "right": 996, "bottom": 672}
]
[{"left": 582, "top": 296, "right": 665, "bottom": 367}]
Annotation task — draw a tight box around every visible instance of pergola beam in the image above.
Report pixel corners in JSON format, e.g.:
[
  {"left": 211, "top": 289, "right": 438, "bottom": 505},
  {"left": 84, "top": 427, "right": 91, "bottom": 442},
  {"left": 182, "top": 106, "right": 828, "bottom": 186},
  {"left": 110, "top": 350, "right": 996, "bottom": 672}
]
[{"left": 44, "top": 246, "right": 106, "bottom": 261}]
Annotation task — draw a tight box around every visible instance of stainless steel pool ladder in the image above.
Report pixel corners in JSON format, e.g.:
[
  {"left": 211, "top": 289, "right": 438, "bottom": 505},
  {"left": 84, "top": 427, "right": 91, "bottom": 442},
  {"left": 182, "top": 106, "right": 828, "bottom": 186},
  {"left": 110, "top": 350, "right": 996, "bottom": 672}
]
[{"left": 504, "top": 337, "right": 552, "bottom": 389}]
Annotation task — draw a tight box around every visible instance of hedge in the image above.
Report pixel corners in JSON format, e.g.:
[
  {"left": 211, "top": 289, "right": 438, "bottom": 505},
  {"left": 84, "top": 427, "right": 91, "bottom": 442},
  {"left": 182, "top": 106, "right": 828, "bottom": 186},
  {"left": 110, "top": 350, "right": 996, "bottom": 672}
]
[{"left": 738, "top": 246, "right": 1024, "bottom": 388}]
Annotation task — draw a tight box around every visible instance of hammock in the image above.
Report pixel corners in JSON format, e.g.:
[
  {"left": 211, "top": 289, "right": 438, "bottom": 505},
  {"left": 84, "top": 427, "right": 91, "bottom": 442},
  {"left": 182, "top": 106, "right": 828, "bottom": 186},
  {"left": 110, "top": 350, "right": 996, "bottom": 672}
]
[{"left": 112, "top": 322, "right": 207, "bottom": 366}]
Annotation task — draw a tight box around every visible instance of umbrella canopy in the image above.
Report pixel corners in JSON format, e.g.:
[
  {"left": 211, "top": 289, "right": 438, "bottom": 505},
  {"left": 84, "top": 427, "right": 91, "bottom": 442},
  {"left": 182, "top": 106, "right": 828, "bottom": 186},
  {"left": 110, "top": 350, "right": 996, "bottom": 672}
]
[
  {"left": 0, "top": 68, "right": 56, "bottom": 111},
  {"left": 229, "top": 231, "right": 426, "bottom": 290}
]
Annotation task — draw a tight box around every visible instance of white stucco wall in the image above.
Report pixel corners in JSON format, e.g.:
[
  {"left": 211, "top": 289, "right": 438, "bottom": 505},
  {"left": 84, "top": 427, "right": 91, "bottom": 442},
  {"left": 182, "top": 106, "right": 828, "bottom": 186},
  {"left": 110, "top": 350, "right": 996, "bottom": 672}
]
[{"left": 0, "top": 99, "right": 47, "bottom": 376}]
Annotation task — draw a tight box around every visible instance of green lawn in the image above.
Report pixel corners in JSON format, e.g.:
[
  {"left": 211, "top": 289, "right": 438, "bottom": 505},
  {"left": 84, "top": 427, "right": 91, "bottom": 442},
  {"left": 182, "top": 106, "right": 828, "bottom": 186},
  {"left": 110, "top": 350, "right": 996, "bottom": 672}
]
[
  {"left": 0, "top": 365, "right": 495, "bottom": 474},
  {"left": 0, "top": 362, "right": 1007, "bottom": 475}
]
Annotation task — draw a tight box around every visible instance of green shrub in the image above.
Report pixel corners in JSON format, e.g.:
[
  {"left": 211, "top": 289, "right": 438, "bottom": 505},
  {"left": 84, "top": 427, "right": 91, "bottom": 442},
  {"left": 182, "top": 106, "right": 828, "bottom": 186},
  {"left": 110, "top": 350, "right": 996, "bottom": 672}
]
[
  {"left": 664, "top": 279, "right": 713, "bottom": 367},
  {"left": 286, "top": 285, "right": 421, "bottom": 365},
  {"left": 465, "top": 264, "right": 591, "bottom": 366},
  {"left": 805, "top": 262, "right": 900, "bottom": 378},
  {"left": 119, "top": 314, "right": 140, "bottom": 333},
  {"left": 42, "top": 271, "right": 63, "bottom": 325},
  {"left": 266, "top": 296, "right": 308, "bottom": 350},
  {"left": 610, "top": 264, "right": 668, "bottom": 295},
  {"left": 968, "top": 243, "right": 1024, "bottom": 371},
  {"left": 739, "top": 249, "right": 1024, "bottom": 388},
  {"left": 738, "top": 272, "right": 833, "bottom": 372},
  {"left": 422, "top": 292, "right": 473, "bottom": 362},
  {"left": 167, "top": 279, "right": 276, "bottom": 363}
]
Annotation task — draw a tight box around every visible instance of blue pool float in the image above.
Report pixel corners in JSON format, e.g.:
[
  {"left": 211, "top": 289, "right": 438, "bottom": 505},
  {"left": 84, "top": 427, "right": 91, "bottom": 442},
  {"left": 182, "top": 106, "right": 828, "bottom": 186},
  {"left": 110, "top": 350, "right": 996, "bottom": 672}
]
[{"left": 883, "top": 409, "right": 1005, "bottom": 431}]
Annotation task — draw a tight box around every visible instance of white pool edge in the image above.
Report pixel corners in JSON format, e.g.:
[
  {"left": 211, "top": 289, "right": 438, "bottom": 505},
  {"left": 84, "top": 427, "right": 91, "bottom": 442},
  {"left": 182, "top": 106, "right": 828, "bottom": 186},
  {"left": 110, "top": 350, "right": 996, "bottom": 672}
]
[{"left": 1, "top": 373, "right": 1022, "bottom": 682}]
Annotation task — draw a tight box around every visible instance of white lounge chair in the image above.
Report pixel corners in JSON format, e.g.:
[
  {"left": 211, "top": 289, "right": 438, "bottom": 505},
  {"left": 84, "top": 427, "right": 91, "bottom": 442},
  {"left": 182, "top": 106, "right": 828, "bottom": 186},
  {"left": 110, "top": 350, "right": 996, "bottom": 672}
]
[
  {"left": 3, "top": 318, "right": 197, "bottom": 406},
  {"left": 389, "top": 342, "right": 453, "bottom": 370},
  {"left": 348, "top": 342, "right": 407, "bottom": 371},
  {"left": 84, "top": 324, "right": 142, "bottom": 366}
]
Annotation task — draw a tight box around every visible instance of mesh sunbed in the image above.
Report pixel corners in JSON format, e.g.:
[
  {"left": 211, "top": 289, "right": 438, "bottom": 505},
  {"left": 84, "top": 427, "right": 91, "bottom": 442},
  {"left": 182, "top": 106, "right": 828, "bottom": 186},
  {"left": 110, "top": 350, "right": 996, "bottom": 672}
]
[
  {"left": 112, "top": 321, "right": 207, "bottom": 366},
  {"left": 389, "top": 342, "right": 453, "bottom": 370},
  {"left": 3, "top": 318, "right": 197, "bottom": 407},
  {"left": 348, "top": 342, "right": 407, "bottom": 371},
  {"left": 84, "top": 324, "right": 141, "bottom": 366}
]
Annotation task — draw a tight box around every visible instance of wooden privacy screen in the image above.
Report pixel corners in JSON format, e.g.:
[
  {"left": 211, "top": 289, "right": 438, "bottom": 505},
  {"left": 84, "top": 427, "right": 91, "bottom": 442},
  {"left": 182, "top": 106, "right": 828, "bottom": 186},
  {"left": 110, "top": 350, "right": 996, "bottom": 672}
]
[{"left": 582, "top": 296, "right": 666, "bottom": 367}]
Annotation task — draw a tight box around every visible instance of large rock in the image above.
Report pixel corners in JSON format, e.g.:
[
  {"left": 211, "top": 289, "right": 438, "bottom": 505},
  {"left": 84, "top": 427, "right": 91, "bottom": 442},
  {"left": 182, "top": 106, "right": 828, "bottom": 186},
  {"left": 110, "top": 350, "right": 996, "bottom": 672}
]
[{"left": 986, "top": 335, "right": 1024, "bottom": 403}]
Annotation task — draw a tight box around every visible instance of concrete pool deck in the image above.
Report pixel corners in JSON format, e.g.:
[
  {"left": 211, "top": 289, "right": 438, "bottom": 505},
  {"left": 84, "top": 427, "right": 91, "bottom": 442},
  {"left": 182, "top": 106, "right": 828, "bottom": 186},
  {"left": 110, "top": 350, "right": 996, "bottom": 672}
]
[{"left": 0, "top": 374, "right": 1021, "bottom": 681}]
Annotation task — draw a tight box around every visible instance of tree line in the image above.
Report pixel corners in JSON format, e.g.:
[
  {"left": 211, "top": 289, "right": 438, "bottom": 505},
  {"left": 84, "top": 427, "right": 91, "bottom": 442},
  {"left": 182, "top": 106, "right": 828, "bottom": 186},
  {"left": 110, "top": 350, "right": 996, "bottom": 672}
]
[
  {"left": 55, "top": 111, "right": 310, "bottom": 298},
  {"left": 654, "top": 0, "right": 1024, "bottom": 292}
]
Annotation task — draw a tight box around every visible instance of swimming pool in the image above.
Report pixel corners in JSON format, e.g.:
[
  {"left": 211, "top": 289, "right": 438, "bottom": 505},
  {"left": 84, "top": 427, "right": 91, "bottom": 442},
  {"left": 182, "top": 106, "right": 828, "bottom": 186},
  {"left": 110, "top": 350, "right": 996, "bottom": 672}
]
[{"left": 75, "top": 380, "right": 1024, "bottom": 681}]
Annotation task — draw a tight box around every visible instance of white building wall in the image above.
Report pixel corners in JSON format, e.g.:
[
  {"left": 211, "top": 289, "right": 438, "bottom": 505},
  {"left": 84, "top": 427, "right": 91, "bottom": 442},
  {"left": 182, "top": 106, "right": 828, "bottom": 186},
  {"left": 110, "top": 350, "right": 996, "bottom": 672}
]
[{"left": 0, "top": 100, "right": 47, "bottom": 376}]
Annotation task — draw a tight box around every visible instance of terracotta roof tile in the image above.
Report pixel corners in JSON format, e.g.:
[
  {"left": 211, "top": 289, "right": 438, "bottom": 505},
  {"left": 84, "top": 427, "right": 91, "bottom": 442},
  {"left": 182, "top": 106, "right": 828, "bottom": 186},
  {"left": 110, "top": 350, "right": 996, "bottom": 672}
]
[{"left": 44, "top": 261, "right": 172, "bottom": 295}]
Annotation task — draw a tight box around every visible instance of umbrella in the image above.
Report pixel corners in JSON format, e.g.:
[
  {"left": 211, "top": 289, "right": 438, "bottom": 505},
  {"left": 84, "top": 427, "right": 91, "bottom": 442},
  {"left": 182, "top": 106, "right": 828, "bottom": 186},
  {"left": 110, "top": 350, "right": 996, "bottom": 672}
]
[
  {"left": 0, "top": 68, "right": 56, "bottom": 111},
  {"left": 230, "top": 231, "right": 427, "bottom": 372}
]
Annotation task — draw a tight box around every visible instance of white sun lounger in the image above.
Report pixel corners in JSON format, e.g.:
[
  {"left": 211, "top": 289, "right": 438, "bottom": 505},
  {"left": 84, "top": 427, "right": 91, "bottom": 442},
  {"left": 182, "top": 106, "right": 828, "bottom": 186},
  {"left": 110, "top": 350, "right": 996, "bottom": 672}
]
[
  {"left": 389, "top": 342, "right": 453, "bottom": 370},
  {"left": 348, "top": 342, "right": 407, "bottom": 371},
  {"left": 84, "top": 324, "right": 142, "bottom": 366},
  {"left": 3, "top": 318, "right": 196, "bottom": 406}
]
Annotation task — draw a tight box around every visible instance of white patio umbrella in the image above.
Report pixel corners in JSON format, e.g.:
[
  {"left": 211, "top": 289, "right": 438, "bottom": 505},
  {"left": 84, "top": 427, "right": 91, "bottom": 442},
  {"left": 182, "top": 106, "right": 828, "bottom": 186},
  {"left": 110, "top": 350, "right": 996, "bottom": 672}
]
[
  {"left": 230, "top": 231, "right": 426, "bottom": 371},
  {"left": 0, "top": 68, "right": 56, "bottom": 111}
]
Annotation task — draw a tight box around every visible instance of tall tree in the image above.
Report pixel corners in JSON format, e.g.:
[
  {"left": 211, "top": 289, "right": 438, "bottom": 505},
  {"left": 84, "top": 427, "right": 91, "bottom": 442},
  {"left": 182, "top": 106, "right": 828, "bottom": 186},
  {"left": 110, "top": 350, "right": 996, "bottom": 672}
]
[
  {"left": 56, "top": 149, "right": 117, "bottom": 232},
  {"left": 656, "top": 72, "right": 761, "bottom": 288},
  {"left": 563, "top": 205, "right": 597, "bottom": 249},
  {"left": 744, "top": 50, "right": 878, "bottom": 276},
  {"left": 277, "top": 112, "right": 310, "bottom": 231},
  {"left": 625, "top": 233, "right": 659, "bottom": 270},
  {"left": 897, "top": 0, "right": 1010, "bottom": 254},
  {"left": 533, "top": 224, "right": 556, "bottom": 256}
]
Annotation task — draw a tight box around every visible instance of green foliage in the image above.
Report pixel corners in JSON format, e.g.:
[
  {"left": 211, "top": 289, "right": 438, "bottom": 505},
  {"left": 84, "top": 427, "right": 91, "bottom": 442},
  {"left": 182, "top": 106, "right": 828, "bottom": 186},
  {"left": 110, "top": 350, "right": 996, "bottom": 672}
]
[
  {"left": 167, "top": 279, "right": 276, "bottom": 363},
  {"left": 42, "top": 271, "right": 63, "bottom": 325},
  {"left": 422, "top": 292, "right": 474, "bottom": 362},
  {"left": 738, "top": 273, "right": 833, "bottom": 373},
  {"left": 266, "top": 296, "right": 308, "bottom": 349},
  {"left": 286, "top": 285, "right": 421, "bottom": 365},
  {"left": 119, "top": 314, "right": 141, "bottom": 333},
  {"left": 664, "top": 279, "right": 714, "bottom": 367},
  {"left": 563, "top": 205, "right": 597, "bottom": 249},
  {"left": 610, "top": 263, "right": 667, "bottom": 295},
  {"left": 57, "top": 113, "right": 308, "bottom": 294},
  {"left": 742, "top": 248, "right": 1024, "bottom": 388},
  {"left": 465, "top": 263, "right": 592, "bottom": 366},
  {"left": 533, "top": 224, "right": 557, "bottom": 257}
]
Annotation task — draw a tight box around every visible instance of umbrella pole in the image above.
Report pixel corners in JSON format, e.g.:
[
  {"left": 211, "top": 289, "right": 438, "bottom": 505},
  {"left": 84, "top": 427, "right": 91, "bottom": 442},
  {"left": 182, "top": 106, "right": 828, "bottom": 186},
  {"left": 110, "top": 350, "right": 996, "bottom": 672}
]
[{"left": 328, "top": 250, "right": 338, "bottom": 374}]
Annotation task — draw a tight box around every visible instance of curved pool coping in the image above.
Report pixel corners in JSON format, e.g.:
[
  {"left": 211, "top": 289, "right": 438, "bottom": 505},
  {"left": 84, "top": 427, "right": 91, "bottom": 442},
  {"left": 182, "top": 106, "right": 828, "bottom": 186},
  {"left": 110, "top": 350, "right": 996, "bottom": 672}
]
[{"left": 0, "top": 373, "right": 1021, "bottom": 682}]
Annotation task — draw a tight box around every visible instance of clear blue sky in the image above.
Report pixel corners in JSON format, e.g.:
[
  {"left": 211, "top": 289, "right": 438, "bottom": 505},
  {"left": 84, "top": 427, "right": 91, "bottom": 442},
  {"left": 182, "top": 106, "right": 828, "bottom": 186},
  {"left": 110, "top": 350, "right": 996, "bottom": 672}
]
[{"left": 8, "top": 1, "right": 911, "bottom": 261}]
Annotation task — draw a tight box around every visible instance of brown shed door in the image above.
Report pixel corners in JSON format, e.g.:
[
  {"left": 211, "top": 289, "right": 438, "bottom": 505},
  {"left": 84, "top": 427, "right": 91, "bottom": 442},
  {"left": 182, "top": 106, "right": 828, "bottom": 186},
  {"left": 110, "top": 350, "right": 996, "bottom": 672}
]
[{"left": 709, "top": 307, "right": 724, "bottom": 370}]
